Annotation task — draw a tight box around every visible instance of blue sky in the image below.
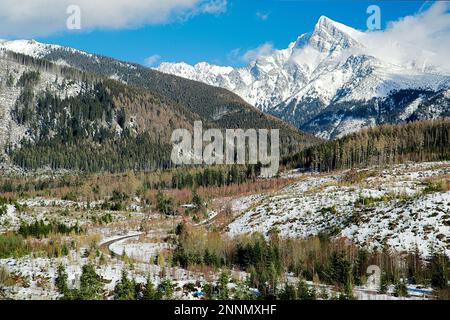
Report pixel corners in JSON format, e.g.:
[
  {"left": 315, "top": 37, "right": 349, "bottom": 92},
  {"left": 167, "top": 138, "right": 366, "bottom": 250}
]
[{"left": 23, "top": 1, "right": 436, "bottom": 67}]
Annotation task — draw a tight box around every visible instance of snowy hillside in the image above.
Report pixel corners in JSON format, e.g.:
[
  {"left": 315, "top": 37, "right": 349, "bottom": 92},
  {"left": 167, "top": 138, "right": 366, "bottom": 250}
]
[
  {"left": 157, "top": 16, "right": 450, "bottom": 139},
  {"left": 0, "top": 50, "right": 83, "bottom": 156},
  {"left": 0, "top": 39, "right": 94, "bottom": 64},
  {"left": 227, "top": 162, "right": 450, "bottom": 258}
]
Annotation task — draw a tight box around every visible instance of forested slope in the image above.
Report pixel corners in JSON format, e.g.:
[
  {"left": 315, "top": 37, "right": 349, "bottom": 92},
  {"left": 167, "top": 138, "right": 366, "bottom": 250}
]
[
  {"left": 0, "top": 50, "right": 319, "bottom": 172},
  {"left": 283, "top": 119, "right": 450, "bottom": 172},
  {"left": 1, "top": 51, "right": 198, "bottom": 171},
  {"left": 42, "top": 49, "right": 321, "bottom": 154}
]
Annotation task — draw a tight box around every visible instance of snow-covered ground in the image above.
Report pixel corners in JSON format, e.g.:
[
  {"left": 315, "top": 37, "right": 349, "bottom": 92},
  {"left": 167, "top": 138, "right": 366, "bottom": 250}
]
[
  {"left": 105, "top": 231, "right": 175, "bottom": 263},
  {"left": 0, "top": 51, "right": 83, "bottom": 156},
  {"left": 1, "top": 161, "right": 448, "bottom": 300},
  {"left": 1, "top": 251, "right": 429, "bottom": 300},
  {"left": 0, "top": 250, "right": 209, "bottom": 300},
  {"left": 0, "top": 204, "right": 19, "bottom": 232},
  {"left": 0, "top": 194, "right": 205, "bottom": 300},
  {"left": 227, "top": 162, "right": 450, "bottom": 258},
  {"left": 0, "top": 196, "right": 147, "bottom": 234},
  {"left": 109, "top": 240, "right": 172, "bottom": 262},
  {"left": 231, "top": 194, "right": 264, "bottom": 213}
]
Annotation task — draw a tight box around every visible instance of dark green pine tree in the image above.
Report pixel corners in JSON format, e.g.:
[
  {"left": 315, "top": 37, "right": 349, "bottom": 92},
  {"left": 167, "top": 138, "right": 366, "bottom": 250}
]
[
  {"left": 430, "top": 252, "right": 449, "bottom": 289},
  {"left": 79, "top": 263, "right": 104, "bottom": 300},
  {"left": 279, "top": 282, "right": 297, "bottom": 300},
  {"left": 297, "top": 279, "right": 316, "bottom": 300},
  {"left": 159, "top": 280, "right": 174, "bottom": 300},
  {"left": 379, "top": 272, "right": 389, "bottom": 294},
  {"left": 142, "top": 275, "right": 159, "bottom": 300},
  {"left": 393, "top": 279, "right": 408, "bottom": 297},
  {"left": 114, "top": 270, "right": 137, "bottom": 300},
  {"left": 55, "top": 264, "right": 69, "bottom": 297},
  {"left": 218, "top": 271, "right": 230, "bottom": 300}
]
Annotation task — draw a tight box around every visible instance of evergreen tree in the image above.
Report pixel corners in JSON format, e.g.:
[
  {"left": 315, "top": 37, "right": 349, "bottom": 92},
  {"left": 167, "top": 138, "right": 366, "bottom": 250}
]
[
  {"left": 393, "top": 279, "right": 408, "bottom": 297},
  {"left": 326, "top": 251, "right": 353, "bottom": 287},
  {"left": 114, "top": 270, "right": 137, "bottom": 300},
  {"left": 218, "top": 271, "right": 230, "bottom": 300},
  {"left": 353, "top": 249, "right": 368, "bottom": 286},
  {"left": 159, "top": 279, "right": 174, "bottom": 300},
  {"left": 342, "top": 278, "right": 355, "bottom": 300},
  {"left": 202, "top": 282, "right": 215, "bottom": 300},
  {"left": 279, "top": 282, "right": 297, "bottom": 300},
  {"left": 379, "top": 272, "right": 389, "bottom": 294},
  {"left": 430, "top": 252, "right": 449, "bottom": 289},
  {"left": 156, "top": 191, "right": 175, "bottom": 216},
  {"left": 142, "top": 275, "right": 158, "bottom": 300},
  {"left": 191, "top": 189, "right": 204, "bottom": 210},
  {"left": 78, "top": 263, "right": 104, "bottom": 300},
  {"left": 55, "top": 264, "right": 69, "bottom": 297},
  {"left": 233, "top": 281, "right": 254, "bottom": 300},
  {"left": 297, "top": 279, "right": 316, "bottom": 300}
]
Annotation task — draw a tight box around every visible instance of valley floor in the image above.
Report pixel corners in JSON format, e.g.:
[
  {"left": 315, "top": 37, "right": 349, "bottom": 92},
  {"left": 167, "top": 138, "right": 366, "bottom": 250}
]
[{"left": 0, "top": 161, "right": 449, "bottom": 300}]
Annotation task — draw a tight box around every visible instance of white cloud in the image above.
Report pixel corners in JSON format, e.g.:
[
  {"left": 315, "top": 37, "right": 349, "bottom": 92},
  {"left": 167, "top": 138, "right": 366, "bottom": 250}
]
[
  {"left": 200, "top": 0, "right": 227, "bottom": 14},
  {"left": 256, "top": 11, "right": 270, "bottom": 21},
  {"left": 241, "top": 42, "right": 274, "bottom": 63},
  {"left": 362, "top": 2, "right": 450, "bottom": 71},
  {"left": 0, "top": 0, "right": 228, "bottom": 38},
  {"left": 227, "top": 42, "right": 275, "bottom": 65},
  {"left": 230, "top": 3, "right": 450, "bottom": 71},
  {"left": 144, "top": 54, "right": 161, "bottom": 67},
  {"left": 226, "top": 48, "right": 241, "bottom": 63}
]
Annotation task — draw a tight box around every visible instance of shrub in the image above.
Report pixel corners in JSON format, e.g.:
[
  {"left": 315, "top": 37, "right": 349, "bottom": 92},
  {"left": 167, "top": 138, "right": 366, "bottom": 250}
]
[
  {"left": 422, "top": 177, "right": 450, "bottom": 194},
  {"left": 0, "top": 204, "right": 7, "bottom": 216},
  {"left": 62, "top": 191, "right": 78, "bottom": 202},
  {"left": 297, "top": 279, "right": 316, "bottom": 300},
  {"left": 158, "top": 279, "right": 174, "bottom": 300},
  {"left": 0, "top": 233, "right": 28, "bottom": 258},
  {"left": 18, "top": 220, "right": 84, "bottom": 238},
  {"left": 156, "top": 191, "right": 174, "bottom": 215},
  {"left": 0, "top": 266, "right": 13, "bottom": 287},
  {"left": 394, "top": 280, "right": 408, "bottom": 297}
]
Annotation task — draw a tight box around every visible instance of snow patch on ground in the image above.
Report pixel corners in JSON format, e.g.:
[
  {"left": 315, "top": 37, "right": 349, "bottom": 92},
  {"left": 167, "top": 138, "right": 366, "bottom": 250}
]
[{"left": 227, "top": 162, "right": 450, "bottom": 257}]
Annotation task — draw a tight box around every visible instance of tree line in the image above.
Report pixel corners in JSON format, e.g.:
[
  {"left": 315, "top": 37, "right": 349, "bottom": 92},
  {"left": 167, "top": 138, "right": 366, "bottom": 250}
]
[
  {"left": 51, "top": 229, "right": 450, "bottom": 300},
  {"left": 172, "top": 225, "right": 450, "bottom": 299},
  {"left": 283, "top": 119, "right": 450, "bottom": 172},
  {"left": 7, "top": 80, "right": 174, "bottom": 172}
]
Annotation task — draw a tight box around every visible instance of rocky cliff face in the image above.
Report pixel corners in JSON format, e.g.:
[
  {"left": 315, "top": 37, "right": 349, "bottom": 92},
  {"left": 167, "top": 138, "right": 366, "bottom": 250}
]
[{"left": 157, "top": 16, "right": 450, "bottom": 139}]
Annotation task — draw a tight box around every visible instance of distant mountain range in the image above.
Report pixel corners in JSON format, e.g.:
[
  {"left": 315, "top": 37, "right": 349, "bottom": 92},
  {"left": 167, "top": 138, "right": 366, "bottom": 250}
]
[{"left": 157, "top": 16, "right": 450, "bottom": 139}]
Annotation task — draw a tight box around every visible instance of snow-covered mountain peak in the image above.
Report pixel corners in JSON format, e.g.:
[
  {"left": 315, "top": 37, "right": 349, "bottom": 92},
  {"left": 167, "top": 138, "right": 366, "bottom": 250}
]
[
  {"left": 314, "top": 16, "right": 362, "bottom": 38},
  {"left": 1, "top": 16, "right": 448, "bottom": 141},
  {"left": 156, "top": 15, "right": 450, "bottom": 139},
  {"left": 0, "top": 39, "right": 58, "bottom": 58},
  {"left": 308, "top": 15, "right": 364, "bottom": 55}
]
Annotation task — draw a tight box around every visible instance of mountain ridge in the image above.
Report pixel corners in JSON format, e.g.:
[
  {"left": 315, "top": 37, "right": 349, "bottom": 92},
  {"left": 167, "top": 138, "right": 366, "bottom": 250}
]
[
  {"left": 0, "top": 40, "right": 320, "bottom": 151},
  {"left": 156, "top": 16, "right": 450, "bottom": 139},
  {"left": 0, "top": 46, "right": 320, "bottom": 172}
]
